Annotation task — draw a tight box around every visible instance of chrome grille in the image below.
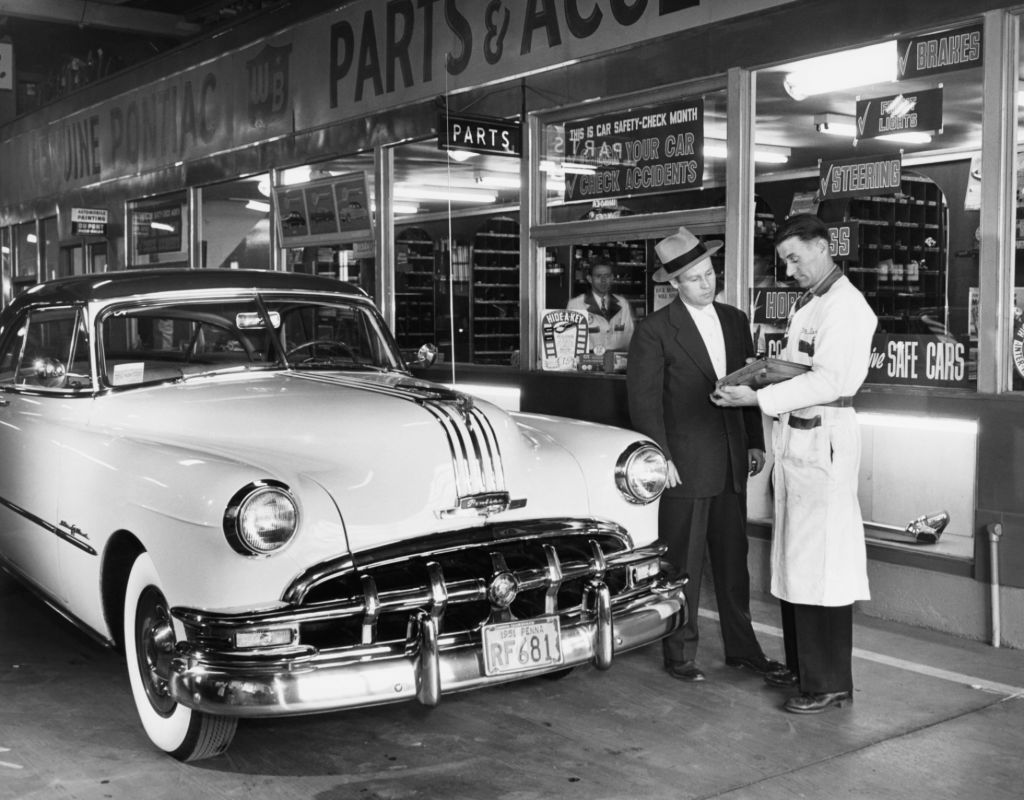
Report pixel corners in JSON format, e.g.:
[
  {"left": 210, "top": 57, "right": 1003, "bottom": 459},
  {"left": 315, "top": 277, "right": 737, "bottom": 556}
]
[{"left": 421, "top": 399, "right": 505, "bottom": 496}]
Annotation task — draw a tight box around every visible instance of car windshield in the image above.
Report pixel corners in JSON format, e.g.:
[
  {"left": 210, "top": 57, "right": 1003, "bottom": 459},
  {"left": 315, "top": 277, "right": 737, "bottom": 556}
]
[{"left": 99, "top": 293, "right": 402, "bottom": 388}]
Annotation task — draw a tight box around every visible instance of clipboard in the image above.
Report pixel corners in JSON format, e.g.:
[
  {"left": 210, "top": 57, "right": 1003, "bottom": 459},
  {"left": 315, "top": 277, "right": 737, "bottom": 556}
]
[{"left": 717, "top": 358, "right": 810, "bottom": 389}]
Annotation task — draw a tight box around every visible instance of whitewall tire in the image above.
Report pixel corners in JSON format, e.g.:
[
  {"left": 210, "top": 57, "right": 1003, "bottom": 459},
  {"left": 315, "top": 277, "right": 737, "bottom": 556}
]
[{"left": 123, "top": 551, "right": 237, "bottom": 761}]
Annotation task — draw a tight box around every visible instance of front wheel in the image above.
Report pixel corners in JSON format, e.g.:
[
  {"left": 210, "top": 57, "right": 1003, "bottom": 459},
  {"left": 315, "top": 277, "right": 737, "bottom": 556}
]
[{"left": 123, "top": 552, "right": 237, "bottom": 761}]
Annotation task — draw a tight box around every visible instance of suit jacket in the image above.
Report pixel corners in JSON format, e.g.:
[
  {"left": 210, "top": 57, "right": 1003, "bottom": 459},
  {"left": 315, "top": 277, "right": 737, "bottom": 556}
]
[{"left": 626, "top": 298, "right": 765, "bottom": 498}]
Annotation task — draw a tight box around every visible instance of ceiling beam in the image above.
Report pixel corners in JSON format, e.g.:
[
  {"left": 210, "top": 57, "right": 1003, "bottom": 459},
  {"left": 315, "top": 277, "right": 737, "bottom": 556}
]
[{"left": 0, "top": 0, "right": 203, "bottom": 39}]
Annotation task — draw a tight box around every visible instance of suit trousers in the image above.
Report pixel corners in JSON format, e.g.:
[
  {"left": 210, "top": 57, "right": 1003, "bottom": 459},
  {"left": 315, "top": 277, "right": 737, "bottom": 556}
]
[
  {"left": 779, "top": 600, "right": 854, "bottom": 694},
  {"left": 659, "top": 490, "right": 762, "bottom": 664}
]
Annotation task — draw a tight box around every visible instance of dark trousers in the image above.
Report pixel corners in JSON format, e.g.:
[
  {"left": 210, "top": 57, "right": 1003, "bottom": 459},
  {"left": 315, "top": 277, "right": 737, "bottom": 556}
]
[
  {"left": 659, "top": 491, "right": 762, "bottom": 664},
  {"left": 779, "top": 600, "right": 854, "bottom": 693}
]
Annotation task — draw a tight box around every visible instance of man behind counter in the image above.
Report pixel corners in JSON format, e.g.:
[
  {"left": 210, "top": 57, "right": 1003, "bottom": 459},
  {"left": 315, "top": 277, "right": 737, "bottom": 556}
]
[{"left": 567, "top": 260, "right": 635, "bottom": 353}]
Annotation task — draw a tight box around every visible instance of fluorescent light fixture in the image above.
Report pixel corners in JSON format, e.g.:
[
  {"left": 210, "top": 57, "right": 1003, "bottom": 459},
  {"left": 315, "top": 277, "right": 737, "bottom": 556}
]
[
  {"left": 539, "top": 159, "right": 598, "bottom": 176},
  {"left": 477, "top": 174, "right": 521, "bottom": 190},
  {"left": 704, "top": 138, "right": 791, "bottom": 164},
  {"left": 394, "top": 183, "right": 497, "bottom": 203},
  {"left": 783, "top": 41, "right": 897, "bottom": 100},
  {"left": 149, "top": 221, "right": 175, "bottom": 232},
  {"left": 814, "top": 112, "right": 932, "bottom": 145},
  {"left": 371, "top": 200, "right": 419, "bottom": 215},
  {"left": 446, "top": 149, "right": 478, "bottom": 162},
  {"left": 245, "top": 200, "right": 271, "bottom": 213}
]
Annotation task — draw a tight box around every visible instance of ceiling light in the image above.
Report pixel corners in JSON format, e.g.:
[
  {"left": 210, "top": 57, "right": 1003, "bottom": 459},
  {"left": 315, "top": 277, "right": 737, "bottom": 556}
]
[
  {"left": 149, "top": 222, "right": 175, "bottom": 232},
  {"left": 476, "top": 173, "right": 521, "bottom": 190},
  {"left": 783, "top": 41, "right": 897, "bottom": 100},
  {"left": 704, "top": 138, "right": 791, "bottom": 164},
  {"left": 245, "top": 200, "right": 271, "bottom": 213},
  {"left": 815, "top": 112, "right": 932, "bottom": 144},
  {"left": 394, "top": 183, "right": 497, "bottom": 203},
  {"left": 539, "top": 160, "right": 598, "bottom": 176},
  {"left": 446, "top": 149, "right": 478, "bottom": 162}
]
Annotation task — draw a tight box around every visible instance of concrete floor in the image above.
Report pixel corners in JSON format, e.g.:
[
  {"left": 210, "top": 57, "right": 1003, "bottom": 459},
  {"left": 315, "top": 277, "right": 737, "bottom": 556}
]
[{"left": 2, "top": 569, "right": 1023, "bottom": 800}]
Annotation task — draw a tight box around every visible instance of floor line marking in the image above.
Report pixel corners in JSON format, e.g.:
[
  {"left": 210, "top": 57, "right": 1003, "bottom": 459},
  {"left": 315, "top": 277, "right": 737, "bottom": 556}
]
[{"left": 698, "top": 608, "right": 1024, "bottom": 697}]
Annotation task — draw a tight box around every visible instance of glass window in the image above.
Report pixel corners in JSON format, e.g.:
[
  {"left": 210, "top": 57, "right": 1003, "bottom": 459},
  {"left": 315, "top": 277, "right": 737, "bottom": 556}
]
[
  {"left": 390, "top": 137, "right": 521, "bottom": 366},
  {"left": 272, "top": 158, "right": 377, "bottom": 299},
  {"left": 755, "top": 32, "right": 982, "bottom": 390},
  {"left": 41, "top": 217, "right": 58, "bottom": 282},
  {"left": 200, "top": 176, "right": 272, "bottom": 270},
  {"left": 99, "top": 294, "right": 399, "bottom": 388},
  {"left": 0, "top": 306, "right": 90, "bottom": 392},
  {"left": 540, "top": 90, "right": 729, "bottom": 226},
  {"left": 128, "top": 192, "right": 188, "bottom": 268},
  {"left": 14, "top": 221, "right": 38, "bottom": 293},
  {"left": 1013, "top": 20, "right": 1024, "bottom": 391}
]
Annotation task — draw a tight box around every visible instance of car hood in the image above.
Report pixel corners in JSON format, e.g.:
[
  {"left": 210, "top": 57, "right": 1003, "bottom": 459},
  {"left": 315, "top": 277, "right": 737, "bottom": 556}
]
[{"left": 90, "top": 370, "right": 591, "bottom": 553}]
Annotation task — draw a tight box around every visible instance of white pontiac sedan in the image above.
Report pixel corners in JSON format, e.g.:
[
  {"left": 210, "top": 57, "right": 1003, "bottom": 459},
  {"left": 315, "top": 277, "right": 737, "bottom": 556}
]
[{"left": 0, "top": 269, "right": 683, "bottom": 761}]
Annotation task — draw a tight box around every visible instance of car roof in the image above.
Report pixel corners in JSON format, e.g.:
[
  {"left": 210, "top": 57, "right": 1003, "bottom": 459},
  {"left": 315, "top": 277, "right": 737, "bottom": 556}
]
[{"left": 9, "top": 269, "right": 368, "bottom": 309}]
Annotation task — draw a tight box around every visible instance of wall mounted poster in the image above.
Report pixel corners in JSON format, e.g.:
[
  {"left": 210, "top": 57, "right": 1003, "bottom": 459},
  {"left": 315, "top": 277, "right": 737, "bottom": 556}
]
[{"left": 275, "top": 172, "right": 372, "bottom": 247}]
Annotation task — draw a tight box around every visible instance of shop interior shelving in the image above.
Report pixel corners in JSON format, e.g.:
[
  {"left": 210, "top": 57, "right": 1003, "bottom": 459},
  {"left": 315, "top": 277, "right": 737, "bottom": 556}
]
[
  {"left": 393, "top": 226, "right": 436, "bottom": 351},
  {"left": 832, "top": 174, "right": 947, "bottom": 335},
  {"left": 471, "top": 216, "right": 520, "bottom": 365}
]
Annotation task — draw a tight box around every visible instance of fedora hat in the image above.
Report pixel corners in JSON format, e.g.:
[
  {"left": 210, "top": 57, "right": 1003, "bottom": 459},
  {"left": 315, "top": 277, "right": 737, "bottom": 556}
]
[{"left": 652, "top": 226, "right": 723, "bottom": 283}]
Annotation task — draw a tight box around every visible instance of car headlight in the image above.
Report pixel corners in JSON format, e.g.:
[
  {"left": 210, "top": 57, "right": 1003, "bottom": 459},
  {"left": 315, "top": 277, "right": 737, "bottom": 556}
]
[
  {"left": 615, "top": 442, "right": 668, "bottom": 504},
  {"left": 223, "top": 481, "right": 299, "bottom": 556}
]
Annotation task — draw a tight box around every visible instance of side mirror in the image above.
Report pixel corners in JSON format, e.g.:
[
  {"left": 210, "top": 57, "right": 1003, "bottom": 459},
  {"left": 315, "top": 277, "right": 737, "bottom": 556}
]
[
  {"left": 33, "top": 357, "right": 67, "bottom": 388},
  {"left": 413, "top": 343, "right": 438, "bottom": 369}
]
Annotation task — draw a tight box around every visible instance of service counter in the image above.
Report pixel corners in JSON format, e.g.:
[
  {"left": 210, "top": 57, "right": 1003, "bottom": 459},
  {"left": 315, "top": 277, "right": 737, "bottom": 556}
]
[{"left": 419, "top": 365, "right": 1024, "bottom": 617}]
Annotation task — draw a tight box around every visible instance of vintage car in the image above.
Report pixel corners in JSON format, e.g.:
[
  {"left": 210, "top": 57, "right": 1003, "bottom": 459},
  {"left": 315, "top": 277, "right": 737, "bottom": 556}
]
[{"left": 0, "top": 269, "right": 683, "bottom": 761}]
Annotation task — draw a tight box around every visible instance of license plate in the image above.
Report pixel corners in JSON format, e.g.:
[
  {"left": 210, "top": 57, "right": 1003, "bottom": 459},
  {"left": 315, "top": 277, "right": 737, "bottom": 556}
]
[{"left": 482, "top": 616, "right": 563, "bottom": 676}]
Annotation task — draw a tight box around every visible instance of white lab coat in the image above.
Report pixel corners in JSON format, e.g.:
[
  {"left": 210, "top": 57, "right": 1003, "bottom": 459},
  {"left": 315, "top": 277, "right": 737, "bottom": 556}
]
[
  {"left": 756, "top": 275, "right": 877, "bottom": 606},
  {"left": 567, "top": 292, "right": 635, "bottom": 352}
]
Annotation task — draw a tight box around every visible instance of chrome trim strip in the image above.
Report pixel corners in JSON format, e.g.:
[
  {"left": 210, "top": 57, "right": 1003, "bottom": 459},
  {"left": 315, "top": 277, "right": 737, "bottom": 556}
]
[{"left": 0, "top": 496, "right": 97, "bottom": 556}]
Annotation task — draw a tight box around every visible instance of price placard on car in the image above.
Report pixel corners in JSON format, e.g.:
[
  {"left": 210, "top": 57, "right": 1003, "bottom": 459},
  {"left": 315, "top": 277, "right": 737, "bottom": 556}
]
[{"left": 482, "top": 617, "right": 563, "bottom": 676}]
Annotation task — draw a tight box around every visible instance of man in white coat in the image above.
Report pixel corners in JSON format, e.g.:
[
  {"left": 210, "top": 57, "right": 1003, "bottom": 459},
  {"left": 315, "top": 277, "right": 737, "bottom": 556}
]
[
  {"left": 712, "top": 213, "right": 877, "bottom": 714},
  {"left": 567, "top": 260, "right": 635, "bottom": 352}
]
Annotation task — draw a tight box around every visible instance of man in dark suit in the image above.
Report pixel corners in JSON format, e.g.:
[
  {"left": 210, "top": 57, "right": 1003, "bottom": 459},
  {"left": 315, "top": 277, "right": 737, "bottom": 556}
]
[{"left": 627, "top": 225, "right": 782, "bottom": 682}]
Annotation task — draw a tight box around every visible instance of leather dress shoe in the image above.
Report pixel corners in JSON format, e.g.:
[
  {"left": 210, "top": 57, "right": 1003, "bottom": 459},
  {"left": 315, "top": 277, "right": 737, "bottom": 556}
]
[
  {"left": 725, "top": 654, "right": 786, "bottom": 675},
  {"left": 784, "top": 691, "right": 853, "bottom": 714},
  {"left": 665, "top": 660, "right": 706, "bottom": 682},
  {"left": 763, "top": 668, "right": 800, "bottom": 688}
]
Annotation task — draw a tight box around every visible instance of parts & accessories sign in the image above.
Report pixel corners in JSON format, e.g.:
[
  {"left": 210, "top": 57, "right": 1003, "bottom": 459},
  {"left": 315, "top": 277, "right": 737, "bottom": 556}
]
[{"left": 562, "top": 99, "right": 703, "bottom": 202}]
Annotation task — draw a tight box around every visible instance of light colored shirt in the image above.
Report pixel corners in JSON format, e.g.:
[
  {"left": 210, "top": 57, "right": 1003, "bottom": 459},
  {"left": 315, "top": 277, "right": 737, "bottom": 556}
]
[{"left": 683, "top": 301, "right": 726, "bottom": 378}]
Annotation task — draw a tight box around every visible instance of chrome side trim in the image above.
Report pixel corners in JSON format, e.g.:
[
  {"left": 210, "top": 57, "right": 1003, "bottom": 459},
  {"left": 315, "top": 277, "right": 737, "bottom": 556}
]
[{"left": 0, "top": 496, "right": 97, "bottom": 556}]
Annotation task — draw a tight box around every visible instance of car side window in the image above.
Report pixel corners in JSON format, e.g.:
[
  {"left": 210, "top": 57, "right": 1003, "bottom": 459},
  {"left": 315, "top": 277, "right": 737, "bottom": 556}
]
[{"left": 0, "top": 307, "right": 91, "bottom": 392}]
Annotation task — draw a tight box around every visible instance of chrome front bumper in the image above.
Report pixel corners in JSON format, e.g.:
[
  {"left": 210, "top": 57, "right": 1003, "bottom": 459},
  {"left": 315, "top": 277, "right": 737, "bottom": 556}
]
[{"left": 168, "top": 577, "right": 685, "bottom": 718}]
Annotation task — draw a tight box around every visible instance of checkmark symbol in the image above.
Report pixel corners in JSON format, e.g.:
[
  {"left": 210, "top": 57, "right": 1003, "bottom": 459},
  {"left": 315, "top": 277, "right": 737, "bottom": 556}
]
[
  {"left": 898, "top": 42, "right": 913, "bottom": 77},
  {"left": 857, "top": 102, "right": 870, "bottom": 137}
]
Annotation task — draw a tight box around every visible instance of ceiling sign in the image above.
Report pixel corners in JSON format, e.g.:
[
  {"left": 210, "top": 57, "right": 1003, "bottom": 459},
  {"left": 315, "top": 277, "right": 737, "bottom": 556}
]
[
  {"left": 438, "top": 113, "right": 521, "bottom": 158},
  {"left": 562, "top": 98, "right": 703, "bottom": 202},
  {"left": 855, "top": 87, "right": 943, "bottom": 140},
  {"left": 896, "top": 24, "right": 983, "bottom": 80},
  {"left": 819, "top": 154, "right": 902, "bottom": 200}
]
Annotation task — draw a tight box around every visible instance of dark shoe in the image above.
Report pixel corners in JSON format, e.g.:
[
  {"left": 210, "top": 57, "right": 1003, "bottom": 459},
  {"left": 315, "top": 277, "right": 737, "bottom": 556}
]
[
  {"left": 665, "top": 660, "right": 706, "bottom": 682},
  {"left": 763, "top": 668, "right": 800, "bottom": 688},
  {"left": 783, "top": 691, "right": 853, "bottom": 714},
  {"left": 725, "top": 654, "right": 786, "bottom": 675}
]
